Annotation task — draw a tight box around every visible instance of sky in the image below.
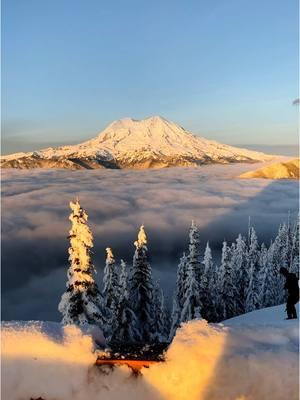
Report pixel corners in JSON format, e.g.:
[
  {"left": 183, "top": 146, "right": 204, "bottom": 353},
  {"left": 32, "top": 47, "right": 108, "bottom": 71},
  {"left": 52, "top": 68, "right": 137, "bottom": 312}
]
[{"left": 1, "top": 0, "right": 299, "bottom": 153}]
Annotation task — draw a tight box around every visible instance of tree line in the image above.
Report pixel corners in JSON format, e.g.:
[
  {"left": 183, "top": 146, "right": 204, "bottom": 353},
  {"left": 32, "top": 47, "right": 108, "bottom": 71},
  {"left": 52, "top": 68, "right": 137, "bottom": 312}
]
[{"left": 59, "top": 200, "right": 299, "bottom": 344}]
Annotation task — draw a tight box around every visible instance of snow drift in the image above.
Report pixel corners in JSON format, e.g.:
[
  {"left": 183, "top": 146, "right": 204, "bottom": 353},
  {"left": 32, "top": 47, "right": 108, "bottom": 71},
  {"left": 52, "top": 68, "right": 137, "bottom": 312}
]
[{"left": 2, "top": 304, "right": 299, "bottom": 400}]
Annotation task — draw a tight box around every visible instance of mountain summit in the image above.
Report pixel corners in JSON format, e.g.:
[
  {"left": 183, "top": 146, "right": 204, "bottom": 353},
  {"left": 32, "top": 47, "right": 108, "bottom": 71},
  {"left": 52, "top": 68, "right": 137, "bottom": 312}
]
[{"left": 1, "top": 116, "right": 275, "bottom": 170}]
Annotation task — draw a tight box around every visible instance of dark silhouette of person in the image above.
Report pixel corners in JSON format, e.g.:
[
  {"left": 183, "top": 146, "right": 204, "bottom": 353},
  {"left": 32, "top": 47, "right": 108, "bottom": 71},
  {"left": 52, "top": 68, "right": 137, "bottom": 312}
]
[{"left": 280, "top": 267, "right": 299, "bottom": 319}]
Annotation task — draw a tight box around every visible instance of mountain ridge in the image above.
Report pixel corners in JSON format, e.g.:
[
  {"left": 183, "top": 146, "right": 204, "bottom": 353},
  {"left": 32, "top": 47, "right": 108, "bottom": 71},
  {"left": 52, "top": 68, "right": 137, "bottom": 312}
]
[
  {"left": 239, "top": 158, "right": 299, "bottom": 180},
  {"left": 1, "top": 116, "right": 277, "bottom": 170}
]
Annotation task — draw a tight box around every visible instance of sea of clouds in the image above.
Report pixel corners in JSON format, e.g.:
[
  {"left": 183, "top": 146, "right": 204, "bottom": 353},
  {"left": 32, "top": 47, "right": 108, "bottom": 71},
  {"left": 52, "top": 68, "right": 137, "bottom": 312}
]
[{"left": 2, "top": 163, "right": 298, "bottom": 321}]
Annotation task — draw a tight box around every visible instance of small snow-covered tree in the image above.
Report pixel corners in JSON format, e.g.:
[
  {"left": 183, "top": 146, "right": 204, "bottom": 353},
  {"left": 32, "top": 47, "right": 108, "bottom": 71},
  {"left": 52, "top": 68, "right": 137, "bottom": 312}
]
[
  {"left": 290, "top": 216, "right": 299, "bottom": 276},
  {"left": 259, "top": 242, "right": 277, "bottom": 307},
  {"left": 129, "top": 225, "right": 155, "bottom": 343},
  {"left": 272, "top": 224, "right": 290, "bottom": 303},
  {"left": 118, "top": 259, "right": 127, "bottom": 299},
  {"left": 245, "top": 227, "right": 261, "bottom": 312},
  {"left": 231, "top": 234, "right": 247, "bottom": 315},
  {"left": 108, "top": 257, "right": 123, "bottom": 340},
  {"left": 110, "top": 259, "right": 141, "bottom": 343},
  {"left": 180, "top": 256, "right": 202, "bottom": 323},
  {"left": 169, "top": 252, "right": 188, "bottom": 339},
  {"left": 102, "top": 248, "right": 120, "bottom": 333},
  {"left": 58, "top": 200, "right": 105, "bottom": 327},
  {"left": 218, "top": 240, "right": 237, "bottom": 319},
  {"left": 152, "top": 281, "right": 167, "bottom": 342},
  {"left": 188, "top": 221, "right": 203, "bottom": 282},
  {"left": 277, "top": 223, "right": 290, "bottom": 269},
  {"left": 217, "top": 241, "right": 236, "bottom": 320},
  {"left": 200, "top": 242, "right": 216, "bottom": 321}
]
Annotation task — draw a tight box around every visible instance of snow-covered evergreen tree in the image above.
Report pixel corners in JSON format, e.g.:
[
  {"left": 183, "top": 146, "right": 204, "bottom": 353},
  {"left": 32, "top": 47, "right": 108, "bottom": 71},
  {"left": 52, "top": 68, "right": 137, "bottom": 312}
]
[
  {"left": 152, "top": 281, "right": 167, "bottom": 342},
  {"left": 179, "top": 220, "right": 204, "bottom": 322},
  {"left": 231, "top": 234, "right": 247, "bottom": 315},
  {"left": 169, "top": 252, "right": 188, "bottom": 339},
  {"left": 200, "top": 242, "right": 217, "bottom": 321},
  {"left": 108, "top": 258, "right": 123, "bottom": 340},
  {"left": 286, "top": 212, "right": 293, "bottom": 266},
  {"left": 118, "top": 259, "right": 127, "bottom": 298},
  {"left": 110, "top": 259, "right": 141, "bottom": 343},
  {"left": 188, "top": 221, "right": 203, "bottom": 282},
  {"left": 102, "top": 247, "right": 120, "bottom": 336},
  {"left": 58, "top": 200, "right": 105, "bottom": 327},
  {"left": 245, "top": 227, "right": 261, "bottom": 312},
  {"left": 217, "top": 241, "right": 236, "bottom": 320},
  {"left": 259, "top": 242, "right": 277, "bottom": 307},
  {"left": 180, "top": 256, "right": 202, "bottom": 323},
  {"left": 277, "top": 223, "right": 290, "bottom": 269},
  {"left": 272, "top": 224, "right": 290, "bottom": 303},
  {"left": 290, "top": 216, "right": 299, "bottom": 276},
  {"left": 129, "top": 225, "right": 155, "bottom": 343},
  {"left": 266, "top": 241, "right": 284, "bottom": 305}
]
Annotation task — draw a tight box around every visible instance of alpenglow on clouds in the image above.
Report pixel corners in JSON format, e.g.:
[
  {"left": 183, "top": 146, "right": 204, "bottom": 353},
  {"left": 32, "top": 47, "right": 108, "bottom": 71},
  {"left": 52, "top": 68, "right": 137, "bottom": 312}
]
[{"left": 1, "top": 116, "right": 276, "bottom": 170}]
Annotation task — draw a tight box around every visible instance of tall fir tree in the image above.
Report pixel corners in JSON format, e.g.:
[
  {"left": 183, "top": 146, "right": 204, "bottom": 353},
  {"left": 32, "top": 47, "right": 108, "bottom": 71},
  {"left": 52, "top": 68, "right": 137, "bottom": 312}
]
[
  {"left": 188, "top": 221, "right": 203, "bottom": 282},
  {"left": 152, "top": 281, "right": 167, "bottom": 343},
  {"left": 118, "top": 259, "right": 127, "bottom": 300},
  {"left": 231, "top": 234, "right": 247, "bottom": 315},
  {"left": 110, "top": 259, "right": 141, "bottom": 343},
  {"left": 245, "top": 227, "right": 261, "bottom": 312},
  {"left": 259, "top": 242, "right": 277, "bottom": 307},
  {"left": 277, "top": 223, "right": 290, "bottom": 269},
  {"left": 180, "top": 255, "right": 203, "bottom": 323},
  {"left": 217, "top": 241, "right": 236, "bottom": 320},
  {"left": 267, "top": 241, "right": 284, "bottom": 305},
  {"left": 286, "top": 212, "right": 293, "bottom": 267},
  {"left": 129, "top": 225, "right": 155, "bottom": 343},
  {"left": 290, "top": 216, "right": 299, "bottom": 276},
  {"left": 58, "top": 200, "right": 105, "bottom": 327},
  {"left": 272, "top": 224, "right": 290, "bottom": 303},
  {"left": 102, "top": 247, "right": 120, "bottom": 337},
  {"left": 169, "top": 252, "right": 188, "bottom": 339},
  {"left": 200, "top": 242, "right": 217, "bottom": 321}
]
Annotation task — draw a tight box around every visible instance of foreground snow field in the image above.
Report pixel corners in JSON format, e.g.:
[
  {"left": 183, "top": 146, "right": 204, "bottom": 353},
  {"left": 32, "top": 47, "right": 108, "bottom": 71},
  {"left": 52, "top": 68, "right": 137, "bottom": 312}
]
[{"left": 2, "top": 304, "right": 299, "bottom": 400}]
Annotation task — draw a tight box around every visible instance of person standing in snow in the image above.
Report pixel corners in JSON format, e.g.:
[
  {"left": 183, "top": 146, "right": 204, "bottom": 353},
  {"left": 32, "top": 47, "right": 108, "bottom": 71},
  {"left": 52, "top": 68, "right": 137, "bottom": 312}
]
[{"left": 279, "top": 267, "right": 299, "bottom": 319}]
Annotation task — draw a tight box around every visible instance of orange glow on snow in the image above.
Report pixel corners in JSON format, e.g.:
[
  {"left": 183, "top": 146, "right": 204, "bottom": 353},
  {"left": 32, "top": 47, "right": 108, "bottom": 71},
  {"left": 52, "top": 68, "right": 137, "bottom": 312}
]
[
  {"left": 142, "top": 320, "right": 228, "bottom": 400},
  {"left": 96, "top": 358, "right": 159, "bottom": 373},
  {"left": 2, "top": 324, "right": 95, "bottom": 365}
]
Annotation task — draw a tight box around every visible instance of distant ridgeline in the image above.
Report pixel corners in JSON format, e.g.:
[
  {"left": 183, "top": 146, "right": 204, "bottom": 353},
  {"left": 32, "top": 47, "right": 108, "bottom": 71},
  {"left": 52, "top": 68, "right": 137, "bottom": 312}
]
[
  {"left": 59, "top": 200, "right": 299, "bottom": 344},
  {"left": 240, "top": 159, "right": 300, "bottom": 180}
]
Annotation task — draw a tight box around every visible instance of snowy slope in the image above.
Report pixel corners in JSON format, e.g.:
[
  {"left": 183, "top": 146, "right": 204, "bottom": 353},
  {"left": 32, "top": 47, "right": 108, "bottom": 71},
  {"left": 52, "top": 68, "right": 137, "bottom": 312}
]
[
  {"left": 1, "top": 116, "right": 276, "bottom": 169},
  {"left": 239, "top": 158, "right": 299, "bottom": 180},
  {"left": 224, "top": 302, "right": 299, "bottom": 326},
  {"left": 2, "top": 304, "right": 298, "bottom": 400}
]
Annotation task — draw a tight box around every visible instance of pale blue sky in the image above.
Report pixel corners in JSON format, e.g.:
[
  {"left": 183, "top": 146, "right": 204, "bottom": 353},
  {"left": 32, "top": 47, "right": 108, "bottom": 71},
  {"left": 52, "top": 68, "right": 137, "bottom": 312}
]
[{"left": 2, "top": 0, "right": 298, "bottom": 153}]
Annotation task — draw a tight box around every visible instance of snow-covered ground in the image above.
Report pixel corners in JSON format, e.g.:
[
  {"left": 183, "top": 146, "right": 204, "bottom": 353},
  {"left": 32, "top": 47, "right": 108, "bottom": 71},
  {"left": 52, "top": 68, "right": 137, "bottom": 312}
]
[{"left": 2, "top": 304, "right": 298, "bottom": 400}]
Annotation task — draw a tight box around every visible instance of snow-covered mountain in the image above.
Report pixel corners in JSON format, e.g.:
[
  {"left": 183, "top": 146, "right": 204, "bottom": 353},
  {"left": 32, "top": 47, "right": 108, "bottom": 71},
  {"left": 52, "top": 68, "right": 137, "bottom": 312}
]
[
  {"left": 240, "top": 158, "right": 299, "bottom": 179},
  {"left": 1, "top": 116, "right": 276, "bottom": 169}
]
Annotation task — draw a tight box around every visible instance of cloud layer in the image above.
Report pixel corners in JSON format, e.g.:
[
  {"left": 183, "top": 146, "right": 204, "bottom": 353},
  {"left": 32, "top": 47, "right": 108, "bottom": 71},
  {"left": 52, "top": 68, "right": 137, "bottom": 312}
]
[{"left": 2, "top": 163, "right": 298, "bottom": 321}]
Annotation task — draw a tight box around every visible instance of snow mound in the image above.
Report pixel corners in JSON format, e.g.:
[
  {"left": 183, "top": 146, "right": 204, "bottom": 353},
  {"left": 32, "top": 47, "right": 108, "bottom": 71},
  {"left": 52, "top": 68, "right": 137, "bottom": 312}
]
[
  {"left": 2, "top": 305, "right": 299, "bottom": 400},
  {"left": 144, "top": 313, "right": 298, "bottom": 400}
]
